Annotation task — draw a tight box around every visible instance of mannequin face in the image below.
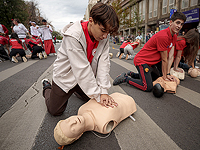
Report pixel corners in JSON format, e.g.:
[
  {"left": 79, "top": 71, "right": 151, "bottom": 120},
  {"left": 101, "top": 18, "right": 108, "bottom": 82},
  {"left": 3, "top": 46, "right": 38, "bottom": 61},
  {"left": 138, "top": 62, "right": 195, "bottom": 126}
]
[
  {"left": 60, "top": 115, "right": 85, "bottom": 138},
  {"left": 88, "top": 17, "right": 109, "bottom": 41}
]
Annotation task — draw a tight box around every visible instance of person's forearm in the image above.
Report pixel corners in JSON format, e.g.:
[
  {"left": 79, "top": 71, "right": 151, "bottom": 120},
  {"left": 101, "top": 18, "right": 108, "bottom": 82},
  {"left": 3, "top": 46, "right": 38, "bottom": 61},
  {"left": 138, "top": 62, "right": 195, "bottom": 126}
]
[
  {"left": 167, "top": 46, "right": 174, "bottom": 73},
  {"left": 174, "top": 56, "right": 181, "bottom": 70},
  {"left": 162, "top": 60, "right": 168, "bottom": 79},
  {"left": 167, "top": 56, "right": 174, "bottom": 73}
]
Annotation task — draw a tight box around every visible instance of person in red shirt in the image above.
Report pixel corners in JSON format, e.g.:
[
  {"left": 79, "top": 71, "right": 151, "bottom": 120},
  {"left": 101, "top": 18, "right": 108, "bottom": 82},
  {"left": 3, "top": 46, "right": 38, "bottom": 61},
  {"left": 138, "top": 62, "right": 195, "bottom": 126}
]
[
  {"left": 26, "top": 36, "right": 47, "bottom": 59},
  {"left": 9, "top": 33, "right": 27, "bottom": 63},
  {"left": 113, "top": 12, "right": 186, "bottom": 92},
  {"left": 124, "top": 39, "right": 140, "bottom": 60},
  {"left": 171, "top": 28, "right": 199, "bottom": 73},
  {"left": 116, "top": 38, "right": 130, "bottom": 58},
  {"left": 0, "top": 32, "right": 10, "bottom": 60}
]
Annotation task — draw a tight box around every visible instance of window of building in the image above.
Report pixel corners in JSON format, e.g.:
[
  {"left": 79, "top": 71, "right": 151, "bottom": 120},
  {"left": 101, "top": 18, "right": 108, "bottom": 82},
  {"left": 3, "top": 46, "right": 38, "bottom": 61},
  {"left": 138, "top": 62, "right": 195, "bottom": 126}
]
[
  {"left": 190, "top": 0, "right": 198, "bottom": 6},
  {"left": 139, "top": 1, "right": 142, "bottom": 21},
  {"left": 154, "top": 0, "right": 158, "bottom": 17},
  {"left": 169, "top": 0, "right": 175, "bottom": 12},
  {"left": 181, "top": 0, "right": 189, "bottom": 8},
  {"left": 142, "top": 0, "right": 146, "bottom": 20},
  {"left": 162, "top": 0, "right": 167, "bottom": 14},
  {"left": 149, "top": 0, "right": 153, "bottom": 18},
  {"left": 131, "top": 5, "right": 136, "bottom": 23}
]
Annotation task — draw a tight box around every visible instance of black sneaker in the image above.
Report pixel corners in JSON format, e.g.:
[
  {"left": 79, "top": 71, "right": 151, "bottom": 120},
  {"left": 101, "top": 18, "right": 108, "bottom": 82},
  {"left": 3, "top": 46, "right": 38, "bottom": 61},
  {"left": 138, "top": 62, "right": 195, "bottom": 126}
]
[
  {"left": 113, "top": 72, "right": 127, "bottom": 85},
  {"left": 42, "top": 79, "right": 51, "bottom": 89},
  {"left": 127, "top": 71, "right": 138, "bottom": 78}
]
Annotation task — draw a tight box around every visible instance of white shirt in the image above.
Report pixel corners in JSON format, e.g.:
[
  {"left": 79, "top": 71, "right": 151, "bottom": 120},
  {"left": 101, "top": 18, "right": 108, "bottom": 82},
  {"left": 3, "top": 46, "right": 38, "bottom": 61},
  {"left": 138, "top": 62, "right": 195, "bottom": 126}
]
[
  {"left": 0, "top": 24, "right": 4, "bottom": 33},
  {"left": 38, "top": 25, "right": 53, "bottom": 40},
  {"left": 13, "top": 23, "right": 29, "bottom": 39},
  {"left": 30, "top": 25, "right": 41, "bottom": 37}
]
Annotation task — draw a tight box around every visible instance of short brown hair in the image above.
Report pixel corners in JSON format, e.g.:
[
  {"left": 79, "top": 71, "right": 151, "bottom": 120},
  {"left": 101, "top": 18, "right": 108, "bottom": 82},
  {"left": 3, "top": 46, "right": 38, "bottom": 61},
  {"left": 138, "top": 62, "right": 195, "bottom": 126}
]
[
  {"left": 171, "top": 12, "right": 186, "bottom": 22},
  {"left": 90, "top": 2, "right": 119, "bottom": 34}
]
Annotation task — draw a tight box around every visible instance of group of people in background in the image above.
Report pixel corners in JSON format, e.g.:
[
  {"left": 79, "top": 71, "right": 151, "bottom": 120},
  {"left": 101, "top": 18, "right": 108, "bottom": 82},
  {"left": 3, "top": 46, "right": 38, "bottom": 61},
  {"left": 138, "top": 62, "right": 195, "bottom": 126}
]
[
  {"left": 114, "top": 11, "right": 200, "bottom": 93},
  {"left": 0, "top": 18, "right": 56, "bottom": 63}
]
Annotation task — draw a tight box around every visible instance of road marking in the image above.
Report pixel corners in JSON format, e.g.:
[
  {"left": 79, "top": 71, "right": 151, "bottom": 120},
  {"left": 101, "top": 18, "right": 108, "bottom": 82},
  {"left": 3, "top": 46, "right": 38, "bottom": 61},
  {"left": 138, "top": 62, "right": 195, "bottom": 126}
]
[
  {"left": 108, "top": 78, "right": 181, "bottom": 150},
  {"left": 111, "top": 58, "right": 200, "bottom": 109},
  {"left": 0, "top": 60, "right": 38, "bottom": 82},
  {"left": 0, "top": 64, "right": 53, "bottom": 150}
]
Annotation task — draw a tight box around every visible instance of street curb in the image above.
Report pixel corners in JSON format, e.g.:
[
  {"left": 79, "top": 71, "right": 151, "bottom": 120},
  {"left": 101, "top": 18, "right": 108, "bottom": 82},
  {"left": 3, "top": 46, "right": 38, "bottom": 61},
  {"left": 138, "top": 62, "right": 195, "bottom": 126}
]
[{"left": 0, "top": 64, "right": 53, "bottom": 150}]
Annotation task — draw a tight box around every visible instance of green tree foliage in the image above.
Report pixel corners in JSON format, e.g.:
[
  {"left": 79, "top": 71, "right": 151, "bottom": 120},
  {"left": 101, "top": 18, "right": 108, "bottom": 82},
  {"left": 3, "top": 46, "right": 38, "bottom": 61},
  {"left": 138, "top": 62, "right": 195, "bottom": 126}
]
[
  {"left": 0, "top": 0, "right": 50, "bottom": 34},
  {"left": 0, "top": 0, "right": 29, "bottom": 34},
  {"left": 52, "top": 31, "right": 63, "bottom": 40}
]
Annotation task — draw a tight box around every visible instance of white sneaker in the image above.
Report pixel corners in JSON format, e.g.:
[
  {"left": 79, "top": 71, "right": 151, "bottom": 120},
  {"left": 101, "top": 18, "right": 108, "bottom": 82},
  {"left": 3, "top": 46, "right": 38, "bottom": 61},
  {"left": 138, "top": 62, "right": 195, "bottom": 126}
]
[
  {"left": 42, "top": 51, "right": 47, "bottom": 59},
  {"left": 39, "top": 52, "right": 43, "bottom": 59},
  {"left": 12, "top": 56, "right": 18, "bottom": 63},
  {"left": 22, "top": 56, "right": 27, "bottom": 62},
  {"left": 116, "top": 52, "right": 120, "bottom": 57}
]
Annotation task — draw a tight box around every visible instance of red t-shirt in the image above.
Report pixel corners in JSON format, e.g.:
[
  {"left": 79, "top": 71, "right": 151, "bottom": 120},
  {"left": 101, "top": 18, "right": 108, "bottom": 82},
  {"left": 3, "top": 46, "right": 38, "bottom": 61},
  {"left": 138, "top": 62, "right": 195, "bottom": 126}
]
[
  {"left": 134, "top": 27, "right": 177, "bottom": 66},
  {"left": 120, "top": 41, "right": 130, "bottom": 48},
  {"left": 81, "top": 21, "right": 99, "bottom": 64},
  {"left": 9, "top": 39, "right": 23, "bottom": 49},
  {"left": 131, "top": 42, "right": 139, "bottom": 50},
  {"left": 26, "top": 39, "right": 38, "bottom": 48},
  {"left": 174, "top": 37, "right": 186, "bottom": 57},
  {"left": 0, "top": 35, "right": 8, "bottom": 45}
]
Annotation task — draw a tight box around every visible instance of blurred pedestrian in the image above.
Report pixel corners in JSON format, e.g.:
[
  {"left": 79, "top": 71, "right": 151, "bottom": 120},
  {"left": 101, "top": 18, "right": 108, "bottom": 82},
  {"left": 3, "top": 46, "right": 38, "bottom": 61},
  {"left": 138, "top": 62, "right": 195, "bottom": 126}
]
[
  {"left": 38, "top": 19, "right": 56, "bottom": 55},
  {"left": 9, "top": 33, "right": 27, "bottom": 63},
  {"left": 11, "top": 19, "right": 31, "bottom": 50},
  {"left": 30, "top": 21, "right": 41, "bottom": 39},
  {"left": 0, "top": 32, "right": 10, "bottom": 60},
  {"left": 0, "top": 23, "right": 9, "bottom": 40},
  {"left": 25, "top": 36, "right": 47, "bottom": 59}
]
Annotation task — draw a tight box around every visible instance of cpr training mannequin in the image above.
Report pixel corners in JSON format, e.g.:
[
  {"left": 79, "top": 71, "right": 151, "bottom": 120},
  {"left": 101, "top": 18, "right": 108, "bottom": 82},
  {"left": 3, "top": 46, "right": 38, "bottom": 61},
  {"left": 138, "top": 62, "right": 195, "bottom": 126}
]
[
  {"left": 170, "top": 67, "right": 185, "bottom": 80},
  {"left": 153, "top": 75, "right": 180, "bottom": 94},
  {"left": 54, "top": 92, "right": 137, "bottom": 146}
]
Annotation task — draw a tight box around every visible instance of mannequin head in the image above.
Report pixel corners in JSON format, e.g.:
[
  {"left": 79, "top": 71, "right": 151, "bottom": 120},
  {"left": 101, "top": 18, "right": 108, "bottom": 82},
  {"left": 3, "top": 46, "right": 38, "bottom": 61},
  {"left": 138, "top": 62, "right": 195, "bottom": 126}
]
[
  {"left": 153, "top": 76, "right": 180, "bottom": 94},
  {"left": 170, "top": 67, "right": 185, "bottom": 80},
  {"left": 54, "top": 119, "right": 83, "bottom": 145},
  {"left": 188, "top": 68, "right": 198, "bottom": 78},
  {"left": 152, "top": 83, "right": 164, "bottom": 98}
]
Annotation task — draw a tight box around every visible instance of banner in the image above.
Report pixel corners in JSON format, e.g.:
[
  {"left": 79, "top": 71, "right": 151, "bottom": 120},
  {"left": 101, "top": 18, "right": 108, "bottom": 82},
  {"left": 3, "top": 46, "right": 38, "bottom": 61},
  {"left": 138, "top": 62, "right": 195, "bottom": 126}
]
[{"left": 183, "top": 8, "right": 199, "bottom": 23}]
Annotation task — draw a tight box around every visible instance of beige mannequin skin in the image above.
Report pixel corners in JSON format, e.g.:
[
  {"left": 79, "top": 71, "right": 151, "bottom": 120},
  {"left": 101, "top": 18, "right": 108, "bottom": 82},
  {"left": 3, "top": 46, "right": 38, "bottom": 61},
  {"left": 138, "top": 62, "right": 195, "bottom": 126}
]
[
  {"left": 54, "top": 92, "right": 137, "bottom": 146},
  {"left": 153, "top": 75, "right": 180, "bottom": 93}
]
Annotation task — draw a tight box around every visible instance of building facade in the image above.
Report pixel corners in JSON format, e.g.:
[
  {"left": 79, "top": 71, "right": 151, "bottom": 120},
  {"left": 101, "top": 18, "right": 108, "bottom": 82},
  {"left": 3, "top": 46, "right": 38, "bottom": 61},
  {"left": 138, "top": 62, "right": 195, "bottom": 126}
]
[
  {"left": 85, "top": 0, "right": 200, "bottom": 43},
  {"left": 86, "top": 0, "right": 200, "bottom": 42}
]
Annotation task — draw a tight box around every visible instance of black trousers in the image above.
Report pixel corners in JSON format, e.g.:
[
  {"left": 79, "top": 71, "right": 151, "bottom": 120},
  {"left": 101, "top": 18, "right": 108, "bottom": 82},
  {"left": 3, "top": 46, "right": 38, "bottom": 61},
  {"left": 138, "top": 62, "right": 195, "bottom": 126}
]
[
  {"left": 9, "top": 48, "right": 26, "bottom": 57},
  {"left": 31, "top": 46, "right": 44, "bottom": 59},
  {"left": 126, "top": 61, "right": 162, "bottom": 92}
]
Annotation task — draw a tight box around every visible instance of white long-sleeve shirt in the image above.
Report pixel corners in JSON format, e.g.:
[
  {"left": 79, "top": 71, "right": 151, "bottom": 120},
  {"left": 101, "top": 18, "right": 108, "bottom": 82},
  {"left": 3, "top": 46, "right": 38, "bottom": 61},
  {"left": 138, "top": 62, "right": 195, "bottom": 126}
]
[
  {"left": 38, "top": 25, "right": 53, "bottom": 40},
  {"left": 30, "top": 25, "right": 41, "bottom": 37},
  {"left": 13, "top": 23, "right": 29, "bottom": 39}
]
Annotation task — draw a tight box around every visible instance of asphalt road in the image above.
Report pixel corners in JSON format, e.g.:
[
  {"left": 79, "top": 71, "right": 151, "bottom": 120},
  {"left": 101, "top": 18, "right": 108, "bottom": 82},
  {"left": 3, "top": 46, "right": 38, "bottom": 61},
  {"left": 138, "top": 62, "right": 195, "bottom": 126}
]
[{"left": 0, "top": 42, "right": 200, "bottom": 150}]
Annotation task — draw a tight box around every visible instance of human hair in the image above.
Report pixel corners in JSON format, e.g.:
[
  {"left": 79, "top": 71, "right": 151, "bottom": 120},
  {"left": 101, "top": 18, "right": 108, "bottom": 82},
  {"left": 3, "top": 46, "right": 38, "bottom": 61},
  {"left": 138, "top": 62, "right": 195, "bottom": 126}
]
[
  {"left": 171, "top": 12, "right": 186, "bottom": 22},
  {"left": 11, "top": 33, "right": 22, "bottom": 44},
  {"left": 89, "top": 2, "right": 119, "bottom": 34},
  {"left": 13, "top": 18, "right": 20, "bottom": 23},
  {"left": 178, "top": 28, "right": 199, "bottom": 66}
]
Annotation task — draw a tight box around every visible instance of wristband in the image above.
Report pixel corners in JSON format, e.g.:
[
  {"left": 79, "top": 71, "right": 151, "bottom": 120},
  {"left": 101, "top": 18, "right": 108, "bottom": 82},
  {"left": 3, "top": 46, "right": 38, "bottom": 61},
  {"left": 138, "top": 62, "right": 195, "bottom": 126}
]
[{"left": 167, "top": 73, "right": 170, "bottom": 75}]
